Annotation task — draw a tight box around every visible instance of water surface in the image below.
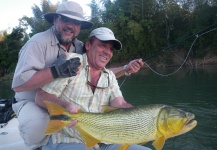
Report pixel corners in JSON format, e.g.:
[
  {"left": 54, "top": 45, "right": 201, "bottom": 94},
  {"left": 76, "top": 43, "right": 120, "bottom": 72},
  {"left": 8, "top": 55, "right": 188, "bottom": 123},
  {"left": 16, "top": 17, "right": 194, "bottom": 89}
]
[
  {"left": 119, "top": 67, "right": 217, "bottom": 150},
  {"left": 0, "top": 67, "right": 217, "bottom": 150}
]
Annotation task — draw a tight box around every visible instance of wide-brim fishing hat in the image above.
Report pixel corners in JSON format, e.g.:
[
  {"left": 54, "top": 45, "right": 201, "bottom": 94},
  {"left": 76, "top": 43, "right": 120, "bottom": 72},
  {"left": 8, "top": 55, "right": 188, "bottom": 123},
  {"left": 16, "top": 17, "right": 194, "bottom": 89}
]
[
  {"left": 44, "top": 1, "right": 93, "bottom": 30},
  {"left": 88, "top": 27, "right": 122, "bottom": 50}
]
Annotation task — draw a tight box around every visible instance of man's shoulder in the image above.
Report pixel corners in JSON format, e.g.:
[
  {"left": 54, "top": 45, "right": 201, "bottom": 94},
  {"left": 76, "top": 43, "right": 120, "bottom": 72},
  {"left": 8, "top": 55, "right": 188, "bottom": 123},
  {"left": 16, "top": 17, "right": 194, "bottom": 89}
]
[
  {"left": 74, "top": 39, "right": 84, "bottom": 53},
  {"left": 74, "top": 38, "right": 84, "bottom": 45},
  {"left": 29, "top": 28, "right": 53, "bottom": 43}
]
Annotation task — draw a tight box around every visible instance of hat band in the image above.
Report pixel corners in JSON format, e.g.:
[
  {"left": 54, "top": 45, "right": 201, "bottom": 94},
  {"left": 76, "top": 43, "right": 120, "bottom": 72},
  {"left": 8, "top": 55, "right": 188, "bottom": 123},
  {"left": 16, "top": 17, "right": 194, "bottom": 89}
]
[{"left": 57, "top": 10, "right": 84, "bottom": 19}]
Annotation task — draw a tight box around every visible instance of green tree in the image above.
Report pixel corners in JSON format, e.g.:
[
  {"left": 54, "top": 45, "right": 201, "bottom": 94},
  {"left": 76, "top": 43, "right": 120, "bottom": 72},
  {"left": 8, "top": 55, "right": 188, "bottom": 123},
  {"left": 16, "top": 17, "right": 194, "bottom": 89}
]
[
  {"left": 19, "top": 0, "right": 59, "bottom": 37},
  {"left": 190, "top": 2, "right": 217, "bottom": 57},
  {"left": 1, "top": 0, "right": 216, "bottom": 74},
  {"left": 0, "top": 27, "right": 25, "bottom": 76},
  {"left": 91, "top": 0, "right": 217, "bottom": 63}
]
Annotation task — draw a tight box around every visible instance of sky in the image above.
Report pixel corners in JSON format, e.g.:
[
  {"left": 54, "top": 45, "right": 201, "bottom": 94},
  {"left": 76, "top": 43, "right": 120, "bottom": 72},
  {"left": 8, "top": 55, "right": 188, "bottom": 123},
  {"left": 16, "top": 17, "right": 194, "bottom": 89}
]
[{"left": 0, "top": 0, "right": 91, "bottom": 31}]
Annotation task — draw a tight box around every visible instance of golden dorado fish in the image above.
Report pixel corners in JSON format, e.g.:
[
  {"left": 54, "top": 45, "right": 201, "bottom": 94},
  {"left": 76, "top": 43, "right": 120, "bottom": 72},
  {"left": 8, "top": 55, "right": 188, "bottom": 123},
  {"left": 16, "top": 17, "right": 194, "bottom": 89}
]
[{"left": 44, "top": 101, "right": 197, "bottom": 150}]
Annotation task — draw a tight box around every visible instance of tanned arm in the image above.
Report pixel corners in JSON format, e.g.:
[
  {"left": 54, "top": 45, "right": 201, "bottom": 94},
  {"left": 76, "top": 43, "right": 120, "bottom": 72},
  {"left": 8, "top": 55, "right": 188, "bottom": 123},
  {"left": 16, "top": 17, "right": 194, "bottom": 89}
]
[
  {"left": 13, "top": 68, "right": 54, "bottom": 92},
  {"left": 109, "top": 58, "right": 144, "bottom": 78},
  {"left": 110, "top": 97, "right": 133, "bottom": 108}
]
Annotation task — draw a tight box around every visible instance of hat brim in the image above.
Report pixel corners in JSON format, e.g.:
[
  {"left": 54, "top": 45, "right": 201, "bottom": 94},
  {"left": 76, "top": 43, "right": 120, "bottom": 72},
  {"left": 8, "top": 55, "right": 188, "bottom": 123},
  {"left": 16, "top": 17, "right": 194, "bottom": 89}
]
[
  {"left": 94, "top": 35, "right": 122, "bottom": 50},
  {"left": 44, "top": 13, "right": 93, "bottom": 30},
  {"left": 112, "top": 40, "right": 122, "bottom": 50}
]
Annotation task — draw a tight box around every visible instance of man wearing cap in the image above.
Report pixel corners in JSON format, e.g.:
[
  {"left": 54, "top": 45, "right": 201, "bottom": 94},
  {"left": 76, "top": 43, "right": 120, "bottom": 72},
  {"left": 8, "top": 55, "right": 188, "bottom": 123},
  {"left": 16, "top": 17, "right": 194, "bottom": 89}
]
[
  {"left": 35, "top": 27, "right": 151, "bottom": 150},
  {"left": 12, "top": 1, "right": 143, "bottom": 149}
]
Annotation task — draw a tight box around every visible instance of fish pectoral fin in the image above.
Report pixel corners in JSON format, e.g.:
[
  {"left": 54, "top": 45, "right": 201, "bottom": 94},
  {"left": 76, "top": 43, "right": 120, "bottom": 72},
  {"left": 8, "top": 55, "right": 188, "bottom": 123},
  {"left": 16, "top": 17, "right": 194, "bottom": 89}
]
[
  {"left": 117, "top": 144, "right": 130, "bottom": 150},
  {"left": 76, "top": 125, "right": 100, "bottom": 148},
  {"left": 45, "top": 120, "right": 68, "bottom": 134},
  {"left": 101, "top": 106, "right": 119, "bottom": 112},
  {"left": 152, "top": 136, "right": 165, "bottom": 150}
]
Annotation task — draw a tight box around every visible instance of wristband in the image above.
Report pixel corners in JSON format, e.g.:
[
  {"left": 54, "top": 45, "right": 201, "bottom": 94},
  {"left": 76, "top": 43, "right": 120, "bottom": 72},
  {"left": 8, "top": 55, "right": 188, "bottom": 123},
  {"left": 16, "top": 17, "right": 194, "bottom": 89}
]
[
  {"left": 123, "top": 65, "right": 131, "bottom": 76},
  {"left": 50, "top": 66, "right": 59, "bottom": 79}
]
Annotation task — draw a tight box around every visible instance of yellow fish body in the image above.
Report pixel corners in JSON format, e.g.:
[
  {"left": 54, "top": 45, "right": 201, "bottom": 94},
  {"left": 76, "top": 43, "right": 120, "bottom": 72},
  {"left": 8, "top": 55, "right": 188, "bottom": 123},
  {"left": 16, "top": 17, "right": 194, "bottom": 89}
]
[{"left": 44, "top": 101, "right": 197, "bottom": 150}]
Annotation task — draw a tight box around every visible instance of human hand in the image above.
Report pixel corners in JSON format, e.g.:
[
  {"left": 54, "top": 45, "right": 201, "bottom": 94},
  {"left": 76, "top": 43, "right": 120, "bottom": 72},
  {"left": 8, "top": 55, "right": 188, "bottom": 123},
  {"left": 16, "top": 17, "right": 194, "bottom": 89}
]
[
  {"left": 125, "top": 58, "right": 144, "bottom": 74},
  {"left": 66, "top": 103, "right": 79, "bottom": 128},
  {"left": 67, "top": 120, "right": 78, "bottom": 128},
  {"left": 50, "top": 54, "right": 81, "bottom": 79},
  {"left": 65, "top": 102, "right": 79, "bottom": 114}
]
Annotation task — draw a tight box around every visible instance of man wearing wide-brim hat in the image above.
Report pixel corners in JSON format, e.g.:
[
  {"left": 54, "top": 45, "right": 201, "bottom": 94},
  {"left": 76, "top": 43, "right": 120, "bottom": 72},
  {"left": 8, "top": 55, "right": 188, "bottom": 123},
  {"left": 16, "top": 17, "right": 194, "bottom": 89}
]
[
  {"left": 44, "top": 1, "right": 93, "bottom": 30},
  {"left": 12, "top": 1, "right": 94, "bottom": 150},
  {"left": 12, "top": 1, "right": 144, "bottom": 150}
]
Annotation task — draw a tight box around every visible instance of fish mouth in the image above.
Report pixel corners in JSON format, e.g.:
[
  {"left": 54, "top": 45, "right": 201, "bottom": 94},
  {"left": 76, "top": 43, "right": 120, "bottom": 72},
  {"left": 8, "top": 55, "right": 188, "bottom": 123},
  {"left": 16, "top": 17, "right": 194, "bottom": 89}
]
[
  {"left": 186, "top": 118, "right": 197, "bottom": 127},
  {"left": 187, "top": 119, "right": 196, "bottom": 125},
  {"left": 183, "top": 114, "right": 197, "bottom": 132}
]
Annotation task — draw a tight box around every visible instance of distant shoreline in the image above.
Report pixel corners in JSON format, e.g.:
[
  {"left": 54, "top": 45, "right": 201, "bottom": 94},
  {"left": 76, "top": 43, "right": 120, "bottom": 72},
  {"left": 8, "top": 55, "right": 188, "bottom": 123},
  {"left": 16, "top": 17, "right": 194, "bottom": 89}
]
[
  {"left": 1, "top": 55, "right": 217, "bottom": 81},
  {"left": 108, "top": 55, "right": 217, "bottom": 69}
]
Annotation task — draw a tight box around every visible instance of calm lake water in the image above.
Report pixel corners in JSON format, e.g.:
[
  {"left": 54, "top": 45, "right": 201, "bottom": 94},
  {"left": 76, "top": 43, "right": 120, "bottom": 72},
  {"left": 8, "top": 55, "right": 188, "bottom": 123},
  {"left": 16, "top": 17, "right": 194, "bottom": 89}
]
[
  {"left": 0, "top": 67, "right": 217, "bottom": 150},
  {"left": 119, "top": 67, "right": 217, "bottom": 150}
]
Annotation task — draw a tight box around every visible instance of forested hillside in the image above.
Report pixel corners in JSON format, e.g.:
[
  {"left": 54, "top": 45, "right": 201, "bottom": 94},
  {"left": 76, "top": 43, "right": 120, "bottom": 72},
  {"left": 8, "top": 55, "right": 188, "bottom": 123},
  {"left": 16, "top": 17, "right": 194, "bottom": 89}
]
[{"left": 0, "top": 0, "right": 217, "bottom": 77}]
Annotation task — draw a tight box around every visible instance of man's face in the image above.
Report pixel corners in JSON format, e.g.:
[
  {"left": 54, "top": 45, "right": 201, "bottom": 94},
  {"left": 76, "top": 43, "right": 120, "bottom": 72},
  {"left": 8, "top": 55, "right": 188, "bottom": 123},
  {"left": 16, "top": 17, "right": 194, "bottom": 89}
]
[
  {"left": 86, "top": 38, "right": 114, "bottom": 70},
  {"left": 54, "top": 15, "right": 81, "bottom": 44}
]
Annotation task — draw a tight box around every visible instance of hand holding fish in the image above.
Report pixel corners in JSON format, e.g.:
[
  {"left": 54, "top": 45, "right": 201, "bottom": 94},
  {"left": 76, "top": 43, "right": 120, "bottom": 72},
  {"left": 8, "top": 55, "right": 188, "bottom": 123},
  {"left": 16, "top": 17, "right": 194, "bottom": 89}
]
[
  {"left": 67, "top": 120, "right": 78, "bottom": 128},
  {"left": 65, "top": 103, "right": 79, "bottom": 128},
  {"left": 65, "top": 102, "right": 79, "bottom": 114}
]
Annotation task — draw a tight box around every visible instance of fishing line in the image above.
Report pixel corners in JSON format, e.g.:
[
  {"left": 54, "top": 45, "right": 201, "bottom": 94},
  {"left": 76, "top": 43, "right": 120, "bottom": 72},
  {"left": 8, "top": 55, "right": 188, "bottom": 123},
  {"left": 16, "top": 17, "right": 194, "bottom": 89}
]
[
  {"left": 146, "top": 26, "right": 217, "bottom": 77},
  {"left": 119, "top": 24, "right": 217, "bottom": 87},
  {"left": 144, "top": 35, "right": 198, "bottom": 77},
  {"left": 142, "top": 22, "right": 217, "bottom": 62},
  {"left": 119, "top": 75, "right": 128, "bottom": 87}
]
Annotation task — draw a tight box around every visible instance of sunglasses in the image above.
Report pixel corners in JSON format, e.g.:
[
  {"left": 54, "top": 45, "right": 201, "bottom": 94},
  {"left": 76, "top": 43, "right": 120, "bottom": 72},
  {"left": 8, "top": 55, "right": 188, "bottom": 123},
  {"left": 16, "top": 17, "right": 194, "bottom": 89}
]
[
  {"left": 86, "top": 66, "right": 110, "bottom": 89},
  {"left": 58, "top": 15, "right": 82, "bottom": 26}
]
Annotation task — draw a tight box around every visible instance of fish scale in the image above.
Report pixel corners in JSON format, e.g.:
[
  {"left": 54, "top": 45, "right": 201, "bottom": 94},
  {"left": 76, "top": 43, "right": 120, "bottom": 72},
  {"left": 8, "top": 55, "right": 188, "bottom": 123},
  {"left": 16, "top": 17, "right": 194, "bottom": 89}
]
[{"left": 72, "top": 105, "right": 163, "bottom": 144}]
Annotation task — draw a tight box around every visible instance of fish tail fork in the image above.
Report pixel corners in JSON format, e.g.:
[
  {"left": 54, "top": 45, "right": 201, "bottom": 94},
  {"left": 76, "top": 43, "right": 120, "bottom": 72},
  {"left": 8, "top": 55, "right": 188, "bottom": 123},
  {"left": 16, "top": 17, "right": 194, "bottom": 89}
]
[
  {"left": 45, "top": 120, "right": 69, "bottom": 134},
  {"left": 44, "top": 101, "right": 72, "bottom": 134}
]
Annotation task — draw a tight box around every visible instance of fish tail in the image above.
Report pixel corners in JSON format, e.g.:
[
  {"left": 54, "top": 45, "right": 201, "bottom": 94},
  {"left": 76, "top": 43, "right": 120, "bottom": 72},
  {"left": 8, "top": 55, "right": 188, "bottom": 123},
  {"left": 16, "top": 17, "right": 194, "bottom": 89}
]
[
  {"left": 45, "top": 120, "right": 69, "bottom": 134},
  {"left": 44, "top": 100, "right": 67, "bottom": 116},
  {"left": 44, "top": 101, "right": 72, "bottom": 134}
]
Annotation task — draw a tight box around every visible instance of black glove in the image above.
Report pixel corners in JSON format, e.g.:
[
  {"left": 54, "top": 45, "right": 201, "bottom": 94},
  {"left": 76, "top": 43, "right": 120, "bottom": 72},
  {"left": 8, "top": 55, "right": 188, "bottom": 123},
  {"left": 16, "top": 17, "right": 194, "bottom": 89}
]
[{"left": 50, "top": 54, "right": 81, "bottom": 79}]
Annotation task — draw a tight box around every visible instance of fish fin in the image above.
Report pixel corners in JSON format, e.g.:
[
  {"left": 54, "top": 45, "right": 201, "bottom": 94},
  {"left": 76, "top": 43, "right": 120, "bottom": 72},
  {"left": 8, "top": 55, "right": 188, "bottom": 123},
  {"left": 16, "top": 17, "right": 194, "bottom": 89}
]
[
  {"left": 45, "top": 120, "right": 68, "bottom": 134},
  {"left": 44, "top": 101, "right": 68, "bottom": 116},
  {"left": 75, "top": 125, "right": 100, "bottom": 148},
  {"left": 117, "top": 144, "right": 130, "bottom": 150},
  {"left": 102, "top": 106, "right": 119, "bottom": 112},
  {"left": 152, "top": 136, "right": 165, "bottom": 150}
]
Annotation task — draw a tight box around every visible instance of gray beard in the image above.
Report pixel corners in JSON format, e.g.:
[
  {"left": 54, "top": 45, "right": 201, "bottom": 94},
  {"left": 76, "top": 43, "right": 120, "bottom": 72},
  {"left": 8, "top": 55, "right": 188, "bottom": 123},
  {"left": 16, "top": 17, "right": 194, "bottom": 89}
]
[
  {"left": 55, "top": 32, "right": 73, "bottom": 44},
  {"left": 54, "top": 27, "right": 74, "bottom": 44}
]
